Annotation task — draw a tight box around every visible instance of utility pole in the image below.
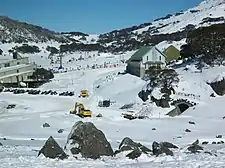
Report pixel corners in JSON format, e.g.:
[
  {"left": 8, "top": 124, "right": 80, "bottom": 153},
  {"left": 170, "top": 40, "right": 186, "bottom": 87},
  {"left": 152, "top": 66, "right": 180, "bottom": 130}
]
[{"left": 59, "top": 53, "right": 63, "bottom": 69}]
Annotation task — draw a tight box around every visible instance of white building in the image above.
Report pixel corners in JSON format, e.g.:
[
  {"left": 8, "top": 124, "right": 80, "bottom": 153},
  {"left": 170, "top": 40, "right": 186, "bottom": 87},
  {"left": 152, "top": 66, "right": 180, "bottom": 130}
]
[
  {"left": 0, "top": 54, "right": 37, "bottom": 86},
  {"left": 126, "top": 46, "right": 166, "bottom": 78}
]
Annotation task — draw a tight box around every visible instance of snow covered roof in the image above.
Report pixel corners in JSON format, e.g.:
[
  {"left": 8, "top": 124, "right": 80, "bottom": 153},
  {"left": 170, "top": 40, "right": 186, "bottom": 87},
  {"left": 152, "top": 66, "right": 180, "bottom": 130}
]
[{"left": 126, "top": 46, "right": 153, "bottom": 62}]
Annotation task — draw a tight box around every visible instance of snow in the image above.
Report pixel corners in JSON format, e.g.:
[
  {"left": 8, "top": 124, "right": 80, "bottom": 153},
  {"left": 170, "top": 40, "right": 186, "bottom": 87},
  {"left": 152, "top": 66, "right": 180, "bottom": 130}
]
[
  {"left": 1, "top": 46, "right": 225, "bottom": 167},
  {"left": 1, "top": 1, "right": 225, "bottom": 167},
  {"left": 133, "top": 0, "right": 225, "bottom": 35}
]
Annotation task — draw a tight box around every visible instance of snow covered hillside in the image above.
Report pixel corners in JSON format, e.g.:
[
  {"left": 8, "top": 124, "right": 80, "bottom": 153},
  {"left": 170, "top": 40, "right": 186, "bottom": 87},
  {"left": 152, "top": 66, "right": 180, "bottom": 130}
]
[
  {"left": 1, "top": 0, "right": 225, "bottom": 55},
  {"left": 132, "top": 0, "right": 225, "bottom": 35}
]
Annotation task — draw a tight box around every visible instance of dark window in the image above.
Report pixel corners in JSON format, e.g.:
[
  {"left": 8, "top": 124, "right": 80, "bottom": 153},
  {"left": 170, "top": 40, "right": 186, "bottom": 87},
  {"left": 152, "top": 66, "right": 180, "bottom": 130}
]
[{"left": 147, "top": 56, "right": 148, "bottom": 60}]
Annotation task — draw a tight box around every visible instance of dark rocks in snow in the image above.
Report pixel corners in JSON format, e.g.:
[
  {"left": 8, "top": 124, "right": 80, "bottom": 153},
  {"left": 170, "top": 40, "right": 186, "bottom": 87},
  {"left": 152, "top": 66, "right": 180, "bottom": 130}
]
[
  {"left": 115, "top": 137, "right": 151, "bottom": 159},
  {"left": 221, "top": 141, "right": 224, "bottom": 144},
  {"left": 126, "top": 149, "right": 142, "bottom": 159},
  {"left": 43, "top": 123, "right": 50, "bottom": 128},
  {"left": 202, "top": 141, "right": 209, "bottom": 145},
  {"left": 161, "top": 142, "right": 179, "bottom": 149},
  {"left": 57, "top": 129, "right": 64, "bottom": 133},
  {"left": 192, "top": 139, "right": 199, "bottom": 145},
  {"left": 189, "top": 121, "right": 195, "bottom": 125},
  {"left": 38, "top": 136, "right": 68, "bottom": 160},
  {"left": 187, "top": 144, "right": 203, "bottom": 153},
  {"left": 0, "top": 142, "right": 2, "bottom": 146},
  {"left": 65, "top": 121, "right": 114, "bottom": 159},
  {"left": 210, "top": 93, "right": 216, "bottom": 97},
  {"left": 212, "top": 142, "right": 217, "bottom": 144},
  {"left": 152, "top": 141, "right": 174, "bottom": 156},
  {"left": 185, "top": 129, "right": 191, "bottom": 133},
  {"left": 6, "top": 104, "right": 16, "bottom": 109},
  {"left": 216, "top": 135, "right": 222, "bottom": 138},
  {"left": 152, "top": 128, "right": 156, "bottom": 131},
  {"left": 209, "top": 78, "right": 225, "bottom": 96}
]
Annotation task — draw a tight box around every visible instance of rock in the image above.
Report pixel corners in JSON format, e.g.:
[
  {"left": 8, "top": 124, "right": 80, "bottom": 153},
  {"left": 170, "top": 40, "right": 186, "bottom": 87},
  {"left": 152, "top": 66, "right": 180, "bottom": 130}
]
[
  {"left": 152, "top": 128, "right": 156, "bottom": 130},
  {"left": 216, "top": 135, "right": 222, "bottom": 138},
  {"left": 221, "top": 141, "right": 224, "bottom": 144},
  {"left": 212, "top": 142, "right": 217, "bottom": 144},
  {"left": 185, "top": 129, "right": 191, "bottom": 133},
  {"left": 38, "top": 136, "right": 68, "bottom": 160},
  {"left": 192, "top": 139, "right": 199, "bottom": 145},
  {"left": 204, "top": 151, "right": 213, "bottom": 156},
  {"left": 0, "top": 142, "right": 2, "bottom": 146},
  {"left": 202, "top": 141, "right": 209, "bottom": 145},
  {"left": 161, "top": 142, "right": 179, "bottom": 149},
  {"left": 31, "top": 138, "right": 35, "bottom": 141},
  {"left": 189, "top": 121, "right": 195, "bottom": 125},
  {"left": 187, "top": 144, "right": 203, "bottom": 153},
  {"left": 209, "top": 79, "right": 225, "bottom": 96},
  {"left": 118, "top": 137, "right": 151, "bottom": 154},
  {"left": 152, "top": 141, "right": 173, "bottom": 156},
  {"left": 217, "top": 141, "right": 221, "bottom": 144},
  {"left": 126, "top": 149, "right": 142, "bottom": 159},
  {"left": 65, "top": 121, "right": 113, "bottom": 159},
  {"left": 57, "top": 129, "right": 64, "bottom": 133},
  {"left": 115, "top": 137, "right": 151, "bottom": 159},
  {"left": 43, "top": 123, "right": 50, "bottom": 128}
]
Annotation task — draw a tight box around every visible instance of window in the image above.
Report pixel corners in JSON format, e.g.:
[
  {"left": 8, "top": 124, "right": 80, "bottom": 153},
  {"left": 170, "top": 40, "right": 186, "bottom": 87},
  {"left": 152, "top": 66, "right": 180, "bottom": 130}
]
[
  {"left": 17, "top": 62, "right": 20, "bottom": 65},
  {"left": 159, "top": 56, "right": 161, "bottom": 61},
  {"left": 147, "top": 56, "right": 148, "bottom": 61}
]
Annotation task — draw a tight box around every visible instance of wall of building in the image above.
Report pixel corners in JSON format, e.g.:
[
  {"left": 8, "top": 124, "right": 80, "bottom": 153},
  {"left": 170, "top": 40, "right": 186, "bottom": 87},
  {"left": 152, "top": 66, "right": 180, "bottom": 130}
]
[
  {"left": 126, "top": 61, "right": 141, "bottom": 77},
  {"left": 142, "top": 47, "right": 166, "bottom": 64},
  {"left": 0, "top": 57, "right": 29, "bottom": 68},
  {"left": 0, "top": 64, "right": 36, "bottom": 77},
  {"left": 0, "top": 71, "right": 34, "bottom": 84}
]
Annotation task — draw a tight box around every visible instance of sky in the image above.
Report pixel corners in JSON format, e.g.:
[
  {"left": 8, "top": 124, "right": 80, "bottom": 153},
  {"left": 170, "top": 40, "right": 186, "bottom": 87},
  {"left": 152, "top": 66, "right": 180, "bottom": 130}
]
[{"left": 0, "top": 0, "right": 203, "bottom": 34}]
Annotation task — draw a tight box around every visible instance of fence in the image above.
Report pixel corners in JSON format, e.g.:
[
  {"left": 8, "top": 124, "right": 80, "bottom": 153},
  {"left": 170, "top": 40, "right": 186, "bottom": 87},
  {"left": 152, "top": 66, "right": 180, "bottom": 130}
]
[
  {"left": 49, "top": 63, "right": 126, "bottom": 74},
  {"left": 175, "top": 92, "right": 201, "bottom": 100}
]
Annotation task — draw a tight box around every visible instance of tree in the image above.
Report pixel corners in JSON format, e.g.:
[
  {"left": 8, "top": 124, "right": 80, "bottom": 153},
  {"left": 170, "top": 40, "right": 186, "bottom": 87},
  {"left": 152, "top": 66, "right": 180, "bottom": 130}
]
[{"left": 156, "top": 69, "right": 179, "bottom": 88}]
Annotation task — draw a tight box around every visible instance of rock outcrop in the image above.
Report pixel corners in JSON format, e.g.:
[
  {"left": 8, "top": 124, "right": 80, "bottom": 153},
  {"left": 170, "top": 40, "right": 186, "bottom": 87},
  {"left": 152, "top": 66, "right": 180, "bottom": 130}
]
[
  {"left": 38, "top": 136, "right": 68, "bottom": 160},
  {"left": 65, "top": 121, "right": 114, "bottom": 159},
  {"left": 115, "top": 137, "right": 151, "bottom": 159}
]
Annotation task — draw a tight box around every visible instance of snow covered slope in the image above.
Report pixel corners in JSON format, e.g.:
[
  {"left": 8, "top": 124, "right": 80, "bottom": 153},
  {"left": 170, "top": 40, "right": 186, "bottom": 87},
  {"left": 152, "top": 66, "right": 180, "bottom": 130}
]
[
  {"left": 131, "top": 0, "right": 225, "bottom": 35},
  {"left": 1, "top": 60, "right": 225, "bottom": 167}
]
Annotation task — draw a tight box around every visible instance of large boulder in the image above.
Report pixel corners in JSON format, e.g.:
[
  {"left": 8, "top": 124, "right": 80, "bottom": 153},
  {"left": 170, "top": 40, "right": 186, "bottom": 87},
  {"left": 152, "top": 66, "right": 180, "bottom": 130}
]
[
  {"left": 38, "top": 136, "right": 68, "bottom": 160},
  {"left": 115, "top": 137, "right": 151, "bottom": 159},
  {"left": 65, "top": 121, "right": 113, "bottom": 159},
  {"left": 187, "top": 144, "right": 203, "bottom": 153},
  {"left": 152, "top": 141, "right": 174, "bottom": 156},
  {"left": 209, "top": 78, "right": 225, "bottom": 96}
]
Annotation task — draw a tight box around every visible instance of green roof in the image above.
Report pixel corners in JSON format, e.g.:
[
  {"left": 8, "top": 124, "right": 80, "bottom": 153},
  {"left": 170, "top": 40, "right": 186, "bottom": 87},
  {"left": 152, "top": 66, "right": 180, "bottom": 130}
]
[{"left": 126, "top": 46, "right": 153, "bottom": 62}]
